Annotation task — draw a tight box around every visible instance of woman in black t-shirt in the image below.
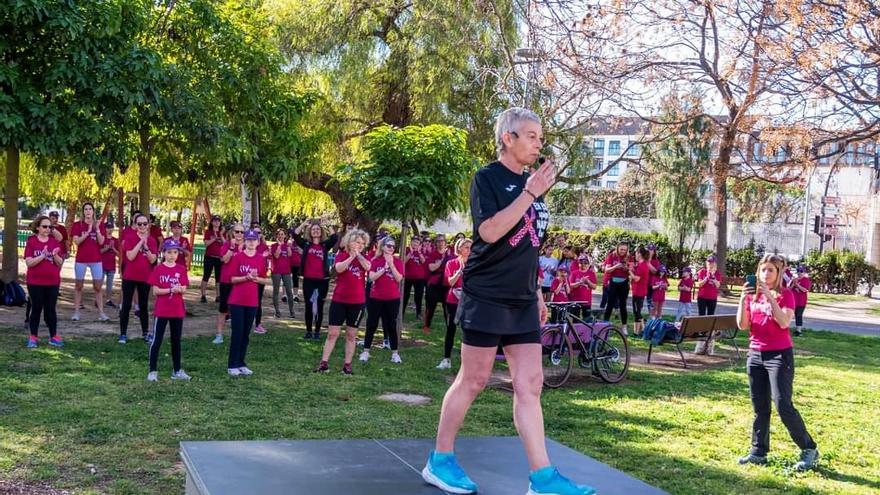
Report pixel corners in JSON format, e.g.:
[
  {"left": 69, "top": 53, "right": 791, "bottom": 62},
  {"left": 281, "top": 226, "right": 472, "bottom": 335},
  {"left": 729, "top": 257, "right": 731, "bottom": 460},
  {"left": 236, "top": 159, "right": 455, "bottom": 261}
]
[{"left": 422, "top": 108, "right": 596, "bottom": 495}]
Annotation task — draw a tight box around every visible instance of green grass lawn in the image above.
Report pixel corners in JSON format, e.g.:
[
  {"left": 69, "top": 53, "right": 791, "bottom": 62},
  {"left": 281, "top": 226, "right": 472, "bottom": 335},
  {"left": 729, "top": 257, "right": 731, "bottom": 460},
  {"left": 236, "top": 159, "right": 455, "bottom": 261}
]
[{"left": 1, "top": 315, "right": 879, "bottom": 495}]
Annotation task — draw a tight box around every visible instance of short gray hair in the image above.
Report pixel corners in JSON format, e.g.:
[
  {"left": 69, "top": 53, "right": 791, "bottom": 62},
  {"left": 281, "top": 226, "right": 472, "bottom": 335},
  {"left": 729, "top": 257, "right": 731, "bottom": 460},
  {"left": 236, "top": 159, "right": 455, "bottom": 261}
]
[{"left": 494, "top": 107, "right": 541, "bottom": 155}]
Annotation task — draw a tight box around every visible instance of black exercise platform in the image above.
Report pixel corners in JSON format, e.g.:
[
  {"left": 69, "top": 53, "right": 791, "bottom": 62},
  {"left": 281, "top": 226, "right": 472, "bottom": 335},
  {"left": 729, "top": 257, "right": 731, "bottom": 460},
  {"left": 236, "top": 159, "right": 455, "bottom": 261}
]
[{"left": 180, "top": 436, "right": 668, "bottom": 495}]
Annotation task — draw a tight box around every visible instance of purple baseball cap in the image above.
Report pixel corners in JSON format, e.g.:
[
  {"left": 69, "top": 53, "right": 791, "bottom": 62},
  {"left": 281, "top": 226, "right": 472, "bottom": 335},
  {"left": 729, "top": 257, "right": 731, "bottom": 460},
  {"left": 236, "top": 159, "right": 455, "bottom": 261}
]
[
  {"left": 796, "top": 264, "right": 807, "bottom": 273},
  {"left": 244, "top": 229, "right": 260, "bottom": 241},
  {"left": 162, "top": 239, "right": 181, "bottom": 251},
  {"left": 706, "top": 255, "right": 717, "bottom": 263},
  {"left": 682, "top": 266, "right": 693, "bottom": 274}
]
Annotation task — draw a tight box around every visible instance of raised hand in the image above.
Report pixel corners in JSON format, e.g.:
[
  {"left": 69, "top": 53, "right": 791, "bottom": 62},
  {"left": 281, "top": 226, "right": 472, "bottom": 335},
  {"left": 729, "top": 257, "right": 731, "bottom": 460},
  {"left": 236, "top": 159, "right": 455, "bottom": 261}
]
[{"left": 524, "top": 158, "right": 556, "bottom": 198}]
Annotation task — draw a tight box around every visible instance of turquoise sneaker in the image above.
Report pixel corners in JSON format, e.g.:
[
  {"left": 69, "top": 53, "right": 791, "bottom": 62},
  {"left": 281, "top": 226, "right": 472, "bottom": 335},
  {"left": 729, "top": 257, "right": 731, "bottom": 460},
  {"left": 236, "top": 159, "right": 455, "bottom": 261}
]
[
  {"left": 422, "top": 450, "right": 478, "bottom": 494},
  {"left": 527, "top": 466, "right": 596, "bottom": 495}
]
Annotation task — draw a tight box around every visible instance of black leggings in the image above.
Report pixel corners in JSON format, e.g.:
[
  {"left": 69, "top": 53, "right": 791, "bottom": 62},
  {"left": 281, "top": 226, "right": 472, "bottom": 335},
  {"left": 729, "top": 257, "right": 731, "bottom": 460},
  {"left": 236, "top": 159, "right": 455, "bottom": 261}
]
[
  {"left": 27, "top": 284, "right": 59, "bottom": 338},
  {"left": 290, "top": 266, "right": 300, "bottom": 289},
  {"left": 120, "top": 279, "right": 150, "bottom": 337},
  {"left": 255, "top": 284, "right": 265, "bottom": 325},
  {"left": 403, "top": 279, "right": 426, "bottom": 316},
  {"left": 364, "top": 298, "right": 400, "bottom": 351},
  {"left": 444, "top": 302, "right": 458, "bottom": 359},
  {"left": 632, "top": 296, "right": 645, "bottom": 323},
  {"left": 228, "top": 305, "right": 257, "bottom": 368},
  {"left": 794, "top": 306, "right": 806, "bottom": 327},
  {"left": 302, "top": 277, "right": 329, "bottom": 334},
  {"left": 603, "top": 280, "right": 630, "bottom": 325},
  {"left": 149, "top": 317, "right": 182, "bottom": 372},
  {"left": 202, "top": 256, "right": 222, "bottom": 282},
  {"left": 698, "top": 297, "right": 717, "bottom": 316},
  {"left": 424, "top": 284, "right": 449, "bottom": 328}
]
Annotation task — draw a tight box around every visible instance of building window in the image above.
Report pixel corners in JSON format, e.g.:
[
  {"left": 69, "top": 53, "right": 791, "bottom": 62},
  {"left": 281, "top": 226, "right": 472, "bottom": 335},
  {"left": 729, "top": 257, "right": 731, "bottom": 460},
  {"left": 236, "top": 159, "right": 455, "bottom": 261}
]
[
  {"left": 608, "top": 163, "right": 620, "bottom": 176},
  {"left": 590, "top": 180, "right": 601, "bottom": 188},
  {"left": 593, "top": 157, "right": 603, "bottom": 172},
  {"left": 605, "top": 181, "right": 618, "bottom": 189},
  {"left": 608, "top": 140, "right": 621, "bottom": 155},
  {"left": 593, "top": 139, "right": 605, "bottom": 155},
  {"left": 626, "top": 143, "right": 640, "bottom": 156}
]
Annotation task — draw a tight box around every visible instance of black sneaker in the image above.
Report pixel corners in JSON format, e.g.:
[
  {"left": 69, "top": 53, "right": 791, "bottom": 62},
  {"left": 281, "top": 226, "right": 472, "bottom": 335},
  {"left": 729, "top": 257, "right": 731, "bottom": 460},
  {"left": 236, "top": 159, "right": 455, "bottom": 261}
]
[
  {"left": 795, "top": 449, "right": 819, "bottom": 471},
  {"left": 200, "top": 294, "right": 207, "bottom": 303},
  {"left": 274, "top": 311, "right": 282, "bottom": 318},
  {"left": 281, "top": 295, "right": 288, "bottom": 303},
  {"left": 314, "top": 361, "right": 329, "bottom": 373},
  {"left": 105, "top": 300, "right": 117, "bottom": 308},
  {"left": 737, "top": 453, "right": 767, "bottom": 465},
  {"left": 289, "top": 312, "right": 296, "bottom": 319},
  {"left": 793, "top": 329, "right": 803, "bottom": 337},
  {"left": 342, "top": 363, "right": 353, "bottom": 375},
  {"left": 304, "top": 332, "right": 313, "bottom": 340},
  {"left": 294, "top": 295, "right": 300, "bottom": 303},
  {"left": 313, "top": 332, "right": 321, "bottom": 340}
]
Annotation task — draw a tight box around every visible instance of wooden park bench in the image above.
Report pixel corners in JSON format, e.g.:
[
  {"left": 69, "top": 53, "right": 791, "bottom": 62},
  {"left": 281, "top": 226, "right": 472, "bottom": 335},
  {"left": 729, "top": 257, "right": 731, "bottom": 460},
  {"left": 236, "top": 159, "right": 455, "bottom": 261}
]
[{"left": 646, "top": 314, "right": 741, "bottom": 368}]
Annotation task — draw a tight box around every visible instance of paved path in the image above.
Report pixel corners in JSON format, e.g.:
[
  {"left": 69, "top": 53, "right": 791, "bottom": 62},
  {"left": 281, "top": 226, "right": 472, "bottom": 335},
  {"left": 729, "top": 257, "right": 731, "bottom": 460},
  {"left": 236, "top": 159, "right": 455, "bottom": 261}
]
[{"left": 589, "top": 294, "right": 880, "bottom": 338}]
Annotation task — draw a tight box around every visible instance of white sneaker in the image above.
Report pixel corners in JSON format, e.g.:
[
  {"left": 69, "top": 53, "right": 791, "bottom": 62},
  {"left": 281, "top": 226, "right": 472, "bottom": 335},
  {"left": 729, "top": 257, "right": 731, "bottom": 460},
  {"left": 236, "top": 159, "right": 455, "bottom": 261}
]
[
  {"left": 212, "top": 335, "right": 223, "bottom": 345},
  {"left": 391, "top": 352, "right": 402, "bottom": 364},
  {"left": 227, "top": 368, "right": 242, "bottom": 376},
  {"left": 436, "top": 358, "right": 451, "bottom": 369},
  {"left": 147, "top": 371, "right": 158, "bottom": 382},
  {"left": 359, "top": 350, "right": 370, "bottom": 363},
  {"left": 98, "top": 313, "right": 110, "bottom": 322},
  {"left": 171, "top": 370, "right": 191, "bottom": 381},
  {"left": 71, "top": 312, "right": 80, "bottom": 321},
  {"left": 620, "top": 326, "right": 628, "bottom": 336},
  {"left": 238, "top": 366, "right": 253, "bottom": 376}
]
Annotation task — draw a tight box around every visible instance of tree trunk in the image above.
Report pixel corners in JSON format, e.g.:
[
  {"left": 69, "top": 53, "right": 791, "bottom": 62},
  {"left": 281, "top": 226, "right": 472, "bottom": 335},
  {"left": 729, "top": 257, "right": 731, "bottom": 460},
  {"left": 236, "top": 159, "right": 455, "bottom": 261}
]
[
  {"left": 138, "top": 152, "right": 150, "bottom": 214},
  {"left": 2, "top": 147, "right": 20, "bottom": 282},
  {"left": 397, "top": 219, "right": 409, "bottom": 342},
  {"left": 297, "top": 171, "right": 381, "bottom": 236},
  {"left": 714, "top": 129, "right": 736, "bottom": 278}
]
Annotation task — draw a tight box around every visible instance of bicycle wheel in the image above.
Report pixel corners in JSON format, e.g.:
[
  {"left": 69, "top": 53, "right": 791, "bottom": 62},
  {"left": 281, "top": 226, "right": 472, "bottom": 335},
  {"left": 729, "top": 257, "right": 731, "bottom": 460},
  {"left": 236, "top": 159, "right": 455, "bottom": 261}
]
[
  {"left": 541, "top": 326, "right": 573, "bottom": 389},
  {"left": 592, "top": 325, "right": 630, "bottom": 384}
]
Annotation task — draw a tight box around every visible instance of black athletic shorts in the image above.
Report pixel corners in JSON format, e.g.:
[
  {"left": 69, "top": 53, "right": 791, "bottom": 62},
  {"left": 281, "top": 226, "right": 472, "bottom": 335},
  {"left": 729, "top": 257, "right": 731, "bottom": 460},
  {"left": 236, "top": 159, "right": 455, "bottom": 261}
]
[
  {"left": 461, "top": 328, "right": 541, "bottom": 348},
  {"left": 328, "top": 301, "right": 364, "bottom": 327},
  {"left": 218, "top": 283, "right": 233, "bottom": 313}
]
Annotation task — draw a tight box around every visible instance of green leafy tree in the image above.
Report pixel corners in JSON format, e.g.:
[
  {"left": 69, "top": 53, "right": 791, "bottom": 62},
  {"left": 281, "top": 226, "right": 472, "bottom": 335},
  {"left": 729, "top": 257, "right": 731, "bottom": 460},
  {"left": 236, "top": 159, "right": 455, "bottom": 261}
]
[
  {"left": 643, "top": 95, "right": 710, "bottom": 271},
  {"left": 1, "top": 0, "right": 152, "bottom": 280},
  {"left": 268, "top": 0, "right": 514, "bottom": 226}
]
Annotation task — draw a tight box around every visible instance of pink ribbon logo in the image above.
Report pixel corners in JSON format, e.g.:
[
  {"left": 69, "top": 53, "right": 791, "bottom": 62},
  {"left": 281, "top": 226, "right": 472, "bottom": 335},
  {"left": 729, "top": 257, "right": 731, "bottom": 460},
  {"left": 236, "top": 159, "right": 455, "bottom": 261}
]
[{"left": 509, "top": 208, "right": 540, "bottom": 247}]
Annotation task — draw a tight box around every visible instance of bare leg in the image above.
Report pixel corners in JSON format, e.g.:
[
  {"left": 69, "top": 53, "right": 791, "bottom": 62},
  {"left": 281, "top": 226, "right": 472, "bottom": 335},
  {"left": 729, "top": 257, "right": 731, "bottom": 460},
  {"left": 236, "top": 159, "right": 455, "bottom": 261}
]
[
  {"left": 215, "top": 313, "right": 225, "bottom": 337},
  {"left": 504, "top": 343, "right": 551, "bottom": 470},
  {"left": 321, "top": 325, "right": 342, "bottom": 362},
  {"left": 73, "top": 280, "right": 84, "bottom": 313},
  {"left": 343, "top": 327, "right": 358, "bottom": 364},
  {"left": 435, "top": 344, "right": 497, "bottom": 452},
  {"left": 93, "top": 279, "right": 106, "bottom": 317}
]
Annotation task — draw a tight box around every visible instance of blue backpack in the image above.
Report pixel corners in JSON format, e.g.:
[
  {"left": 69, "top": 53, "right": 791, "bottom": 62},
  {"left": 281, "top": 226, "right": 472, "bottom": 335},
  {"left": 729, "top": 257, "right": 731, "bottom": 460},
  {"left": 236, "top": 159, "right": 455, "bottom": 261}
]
[{"left": 3, "top": 280, "right": 27, "bottom": 307}]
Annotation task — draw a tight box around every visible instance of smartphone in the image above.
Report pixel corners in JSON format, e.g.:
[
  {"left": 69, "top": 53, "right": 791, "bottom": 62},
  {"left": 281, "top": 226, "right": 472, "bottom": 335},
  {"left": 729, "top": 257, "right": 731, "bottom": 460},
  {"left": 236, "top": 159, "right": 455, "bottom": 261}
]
[{"left": 745, "top": 274, "right": 757, "bottom": 294}]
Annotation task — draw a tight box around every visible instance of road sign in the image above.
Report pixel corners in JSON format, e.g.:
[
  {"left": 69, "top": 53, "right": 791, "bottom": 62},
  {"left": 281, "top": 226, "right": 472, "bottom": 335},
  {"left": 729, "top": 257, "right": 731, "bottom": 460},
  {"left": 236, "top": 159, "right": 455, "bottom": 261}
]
[
  {"left": 823, "top": 216, "right": 838, "bottom": 226},
  {"left": 822, "top": 196, "right": 841, "bottom": 206},
  {"left": 823, "top": 227, "right": 839, "bottom": 236},
  {"left": 823, "top": 206, "right": 839, "bottom": 216}
]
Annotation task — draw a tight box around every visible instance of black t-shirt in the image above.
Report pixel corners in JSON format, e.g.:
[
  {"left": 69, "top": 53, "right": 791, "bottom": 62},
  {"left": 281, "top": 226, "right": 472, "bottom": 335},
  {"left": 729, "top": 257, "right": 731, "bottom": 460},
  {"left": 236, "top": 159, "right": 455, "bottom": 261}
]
[{"left": 463, "top": 162, "right": 549, "bottom": 307}]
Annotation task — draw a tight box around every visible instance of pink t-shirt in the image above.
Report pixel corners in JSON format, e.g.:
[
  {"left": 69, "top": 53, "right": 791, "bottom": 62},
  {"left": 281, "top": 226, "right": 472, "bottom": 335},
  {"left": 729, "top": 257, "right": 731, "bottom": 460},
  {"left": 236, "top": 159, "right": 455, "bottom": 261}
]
[
  {"left": 652, "top": 276, "right": 668, "bottom": 303},
  {"left": 302, "top": 243, "right": 326, "bottom": 279},
  {"left": 697, "top": 268, "right": 722, "bottom": 300},
  {"left": 550, "top": 278, "right": 569, "bottom": 302},
  {"left": 405, "top": 248, "right": 428, "bottom": 280},
  {"left": 102, "top": 237, "right": 118, "bottom": 271},
  {"left": 53, "top": 224, "right": 69, "bottom": 255},
  {"left": 332, "top": 251, "right": 367, "bottom": 304},
  {"left": 445, "top": 258, "right": 464, "bottom": 304},
  {"left": 122, "top": 235, "right": 159, "bottom": 282},
  {"left": 370, "top": 256, "right": 404, "bottom": 300},
  {"left": 149, "top": 263, "right": 189, "bottom": 318},
  {"left": 678, "top": 277, "right": 694, "bottom": 303},
  {"left": 227, "top": 251, "right": 268, "bottom": 307},
  {"left": 792, "top": 276, "right": 811, "bottom": 307},
  {"left": 24, "top": 236, "right": 62, "bottom": 286},
  {"left": 604, "top": 252, "right": 630, "bottom": 279},
  {"left": 166, "top": 236, "right": 190, "bottom": 266},
  {"left": 71, "top": 220, "right": 107, "bottom": 263},
  {"left": 289, "top": 244, "right": 302, "bottom": 268},
  {"left": 204, "top": 228, "right": 224, "bottom": 257},
  {"left": 219, "top": 241, "right": 244, "bottom": 284},
  {"left": 569, "top": 266, "right": 596, "bottom": 303},
  {"left": 270, "top": 241, "right": 292, "bottom": 274},
  {"left": 631, "top": 261, "right": 650, "bottom": 297},
  {"left": 746, "top": 288, "right": 796, "bottom": 351}
]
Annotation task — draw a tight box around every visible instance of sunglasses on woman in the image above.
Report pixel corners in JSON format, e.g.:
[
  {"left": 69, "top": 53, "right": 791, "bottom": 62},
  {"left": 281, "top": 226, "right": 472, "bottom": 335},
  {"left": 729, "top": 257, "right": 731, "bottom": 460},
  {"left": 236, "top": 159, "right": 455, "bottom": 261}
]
[{"left": 38, "top": 224, "right": 51, "bottom": 229}]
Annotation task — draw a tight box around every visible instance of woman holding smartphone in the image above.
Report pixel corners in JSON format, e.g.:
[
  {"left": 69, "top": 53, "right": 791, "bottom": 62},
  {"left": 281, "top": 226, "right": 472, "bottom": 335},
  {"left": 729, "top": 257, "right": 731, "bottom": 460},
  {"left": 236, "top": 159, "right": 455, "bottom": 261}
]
[{"left": 736, "top": 254, "right": 818, "bottom": 471}]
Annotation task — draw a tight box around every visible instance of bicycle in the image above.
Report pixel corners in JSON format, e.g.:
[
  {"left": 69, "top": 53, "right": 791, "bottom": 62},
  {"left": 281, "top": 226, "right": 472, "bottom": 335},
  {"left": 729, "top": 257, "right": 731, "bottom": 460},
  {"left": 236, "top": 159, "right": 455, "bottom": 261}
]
[{"left": 541, "top": 302, "right": 630, "bottom": 388}]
